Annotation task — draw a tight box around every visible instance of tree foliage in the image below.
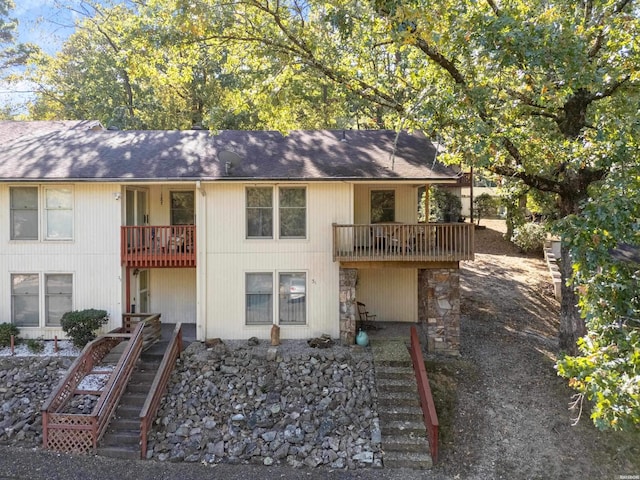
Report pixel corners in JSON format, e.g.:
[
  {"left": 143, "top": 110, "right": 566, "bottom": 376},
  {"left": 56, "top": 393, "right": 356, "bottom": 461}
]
[{"left": 557, "top": 163, "right": 640, "bottom": 430}]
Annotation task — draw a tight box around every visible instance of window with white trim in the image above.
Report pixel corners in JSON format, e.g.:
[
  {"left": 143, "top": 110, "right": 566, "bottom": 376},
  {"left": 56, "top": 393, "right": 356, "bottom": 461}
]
[
  {"left": 246, "top": 186, "right": 307, "bottom": 239},
  {"left": 9, "top": 186, "right": 74, "bottom": 241},
  {"left": 246, "top": 273, "right": 273, "bottom": 325},
  {"left": 11, "top": 273, "right": 73, "bottom": 327},
  {"left": 245, "top": 272, "right": 307, "bottom": 326}
]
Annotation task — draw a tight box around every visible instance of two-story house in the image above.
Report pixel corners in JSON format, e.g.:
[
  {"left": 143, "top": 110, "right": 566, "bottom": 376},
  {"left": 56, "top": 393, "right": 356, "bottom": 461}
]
[{"left": 0, "top": 121, "right": 473, "bottom": 354}]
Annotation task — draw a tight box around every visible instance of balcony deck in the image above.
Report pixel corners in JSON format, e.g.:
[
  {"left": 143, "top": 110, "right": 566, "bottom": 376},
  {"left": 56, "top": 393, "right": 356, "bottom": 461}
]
[
  {"left": 121, "top": 225, "right": 196, "bottom": 268},
  {"left": 333, "top": 223, "right": 474, "bottom": 263}
]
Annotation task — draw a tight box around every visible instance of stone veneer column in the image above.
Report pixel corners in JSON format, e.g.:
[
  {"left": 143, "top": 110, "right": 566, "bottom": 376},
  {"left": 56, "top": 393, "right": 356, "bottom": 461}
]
[
  {"left": 339, "top": 268, "right": 357, "bottom": 345},
  {"left": 418, "top": 268, "right": 460, "bottom": 355}
]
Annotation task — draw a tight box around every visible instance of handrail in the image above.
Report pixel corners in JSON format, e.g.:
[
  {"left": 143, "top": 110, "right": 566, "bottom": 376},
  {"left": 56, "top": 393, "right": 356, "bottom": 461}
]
[
  {"left": 121, "top": 225, "right": 196, "bottom": 267},
  {"left": 42, "top": 314, "right": 159, "bottom": 454},
  {"left": 92, "top": 321, "right": 145, "bottom": 447},
  {"left": 409, "top": 325, "right": 440, "bottom": 463},
  {"left": 139, "top": 323, "right": 183, "bottom": 459},
  {"left": 333, "top": 223, "right": 474, "bottom": 262}
]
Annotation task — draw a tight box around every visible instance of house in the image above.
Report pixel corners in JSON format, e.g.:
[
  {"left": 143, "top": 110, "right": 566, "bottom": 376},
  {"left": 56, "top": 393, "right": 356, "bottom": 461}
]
[{"left": 0, "top": 122, "right": 473, "bottom": 354}]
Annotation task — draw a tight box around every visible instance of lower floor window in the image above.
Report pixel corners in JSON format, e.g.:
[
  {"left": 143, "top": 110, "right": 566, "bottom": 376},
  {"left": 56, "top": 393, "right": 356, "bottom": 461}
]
[
  {"left": 11, "top": 273, "right": 73, "bottom": 327},
  {"left": 245, "top": 271, "right": 306, "bottom": 326}
]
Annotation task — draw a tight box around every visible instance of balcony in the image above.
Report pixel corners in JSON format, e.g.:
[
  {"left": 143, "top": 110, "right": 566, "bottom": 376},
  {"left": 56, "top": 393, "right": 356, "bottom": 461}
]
[
  {"left": 333, "top": 223, "right": 474, "bottom": 263},
  {"left": 121, "top": 225, "right": 196, "bottom": 268}
]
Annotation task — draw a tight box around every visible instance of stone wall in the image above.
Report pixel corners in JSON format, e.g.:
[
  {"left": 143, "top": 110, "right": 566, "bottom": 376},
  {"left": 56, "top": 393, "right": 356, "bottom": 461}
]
[
  {"left": 418, "top": 268, "right": 460, "bottom": 355},
  {"left": 339, "top": 268, "right": 357, "bottom": 345}
]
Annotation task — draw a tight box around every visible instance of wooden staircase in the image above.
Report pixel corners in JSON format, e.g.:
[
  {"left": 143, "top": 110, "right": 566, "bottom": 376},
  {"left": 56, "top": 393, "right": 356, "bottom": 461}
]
[
  {"left": 97, "top": 357, "right": 160, "bottom": 459},
  {"left": 372, "top": 338, "right": 433, "bottom": 469}
]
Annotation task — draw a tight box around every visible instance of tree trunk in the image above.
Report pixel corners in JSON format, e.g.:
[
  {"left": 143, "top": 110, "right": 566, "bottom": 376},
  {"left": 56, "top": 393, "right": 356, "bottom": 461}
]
[{"left": 558, "top": 241, "right": 586, "bottom": 354}]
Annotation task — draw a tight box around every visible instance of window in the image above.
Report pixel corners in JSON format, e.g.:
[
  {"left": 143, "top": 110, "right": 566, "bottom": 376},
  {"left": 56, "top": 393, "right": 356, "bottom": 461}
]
[
  {"left": 279, "top": 187, "right": 306, "bottom": 238},
  {"left": 45, "top": 188, "right": 73, "bottom": 239},
  {"left": 10, "top": 187, "right": 38, "bottom": 240},
  {"left": 45, "top": 274, "right": 73, "bottom": 326},
  {"left": 11, "top": 273, "right": 73, "bottom": 327},
  {"left": 279, "top": 272, "right": 306, "bottom": 325},
  {"left": 246, "top": 273, "right": 273, "bottom": 325},
  {"left": 371, "top": 190, "right": 395, "bottom": 223},
  {"left": 170, "top": 191, "right": 195, "bottom": 225},
  {"left": 11, "top": 274, "right": 39, "bottom": 327},
  {"left": 245, "top": 272, "right": 307, "bottom": 326},
  {"left": 247, "top": 187, "right": 273, "bottom": 238},
  {"left": 10, "top": 186, "right": 73, "bottom": 241},
  {"left": 246, "top": 186, "right": 307, "bottom": 239}
]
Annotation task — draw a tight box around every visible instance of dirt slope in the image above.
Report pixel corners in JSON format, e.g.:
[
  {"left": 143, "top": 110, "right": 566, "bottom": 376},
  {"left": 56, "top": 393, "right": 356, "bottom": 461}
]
[{"left": 433, "top": 220, "right": 640, "bottom": 480}]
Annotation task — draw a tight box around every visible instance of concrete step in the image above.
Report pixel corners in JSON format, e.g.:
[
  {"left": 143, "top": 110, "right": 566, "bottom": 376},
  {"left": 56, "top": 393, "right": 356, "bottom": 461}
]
[
  {"left": 383, "top": 450, "right": 433, "bottom": 469},
  {"left": 377, "top": 391, "right": 420, "bottom": 407},
  {"left": 377, "top": 404, "right": 424, "bottom": 415},
  {"left": 382, "top": 434, "right": 430, "bottom": 454},
  {"left": 96, "top": 445, "right": 140, "bottom": 460},
  {"left": 374, "top": 365, "right": 414, "bottom": 376},
  {"left": 377, "top": 382, "right": 417, "bottom": 393},
  {"left": 381, "top": 420, "right": 426, "bottom": 436},
  {"left": 379, "top": 410, "right": 424, "bottom": 424},
  {"left": 373, "top": 359, "right": 412, "bottom": 368}
]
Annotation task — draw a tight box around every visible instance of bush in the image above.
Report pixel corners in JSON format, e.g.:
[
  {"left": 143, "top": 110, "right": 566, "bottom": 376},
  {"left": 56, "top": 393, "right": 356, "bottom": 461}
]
[
  {"left": 430, "top": 186, "right": 463, "bottom": 222},
  {"left": 511, "top": 222, "right": 547, "bottom": 253},
  {"left": 25, "top": 338, "right": 44, "bottom": 354},
  {"left": 473, "top": 193, "right": 499, "bottom": 226},
  {"left": 60, "top": 309, "right": 109, "bottom": 348},
  {"left": 0, "top": 323, "right": 20, "bottom": 348}
]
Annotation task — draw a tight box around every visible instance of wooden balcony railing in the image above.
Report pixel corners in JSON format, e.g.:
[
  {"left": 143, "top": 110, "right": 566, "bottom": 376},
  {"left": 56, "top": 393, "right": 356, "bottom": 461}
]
[
  {"left": 333, "top": 223, "right": 474, "bottom": 262},
  {"left": 121, "top": 225, "right": 196, "bottom": 268}
]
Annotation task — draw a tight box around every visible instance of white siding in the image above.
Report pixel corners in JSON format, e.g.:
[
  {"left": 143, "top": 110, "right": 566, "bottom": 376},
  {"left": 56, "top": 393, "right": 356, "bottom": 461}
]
[
  {"left": 0, "top": 183, "right": 122, "bottom": 339},
  {"left": 149, "top": 268, "right": 196, "bottom": 324},
  {"left": 356, "top": 269, "right": 418, "bottom": 323},
  {"left": 200, "top": 182, "right": 351, "bottom": 340}
]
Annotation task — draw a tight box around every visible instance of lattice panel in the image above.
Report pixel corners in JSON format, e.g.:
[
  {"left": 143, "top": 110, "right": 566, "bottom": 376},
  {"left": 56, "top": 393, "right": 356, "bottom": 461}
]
[{"left": 46, "top": 415, "right": 95, "bottom": 454}]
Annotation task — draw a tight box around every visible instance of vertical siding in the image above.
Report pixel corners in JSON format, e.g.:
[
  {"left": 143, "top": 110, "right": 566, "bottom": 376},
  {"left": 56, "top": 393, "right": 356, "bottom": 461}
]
[
  {"left": 0, "top": 183, "right": 122, "bottom": 339},
  {"left": 149, "top": 268, "right": 196, "bottom": 324},
  {"left": 354, "top": 184, "right": 420, "bottom": 224},
  {"left": 356, "top": 269, "right": 418, "bottom": 323},
  {"left": 201, "top": 182, "right": 351, "bottom": 340}
]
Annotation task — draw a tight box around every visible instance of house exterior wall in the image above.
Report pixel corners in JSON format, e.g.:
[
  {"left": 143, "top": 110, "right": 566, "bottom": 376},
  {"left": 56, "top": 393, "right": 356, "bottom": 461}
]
[
  {"left": 0, "top": 183, "right": 122, "bottom": 339},
  {"left": 356, "top": 269, "right": 418, "bottom": 323},
  {"left": 354, "top": 183, "right": 420, "bottom": 224},
  {"left": 149, "top": 268, "right": 196, "bottom": 324},
  {"left": 199, "top": 182, "right": 352, "bottom": 340}
]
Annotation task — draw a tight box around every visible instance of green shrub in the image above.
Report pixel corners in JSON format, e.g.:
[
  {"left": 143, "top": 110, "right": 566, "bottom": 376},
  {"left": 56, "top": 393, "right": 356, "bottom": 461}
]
[
  {"left": 60, "top": 309, "right": 109, "bottom": 348},
  {"left": 26, "top": 338, "right": 45, "bottom": 354},
  {"left": 430, "top": 186, "right": 463, "bottom": 222},
  {"left": 511, "top": 222, "right": 547, "bottom": 254},
  {"left": 0, "top": 323, "right": 20, "bottom": 348}
]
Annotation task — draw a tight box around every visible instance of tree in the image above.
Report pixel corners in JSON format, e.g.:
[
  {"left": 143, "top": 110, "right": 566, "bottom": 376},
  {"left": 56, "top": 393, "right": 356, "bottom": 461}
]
[
  {"left": 0, "top": 0, "right": 37, "bottom": 69},
  {"left": 473, "top": 193, "right": 498, "bottom": 227},
  {"left": 557, "top": 163, "right": 640, "bottom": 430},
  {"left": 166, "top": 0, "right": 638, "bottom": 355}
]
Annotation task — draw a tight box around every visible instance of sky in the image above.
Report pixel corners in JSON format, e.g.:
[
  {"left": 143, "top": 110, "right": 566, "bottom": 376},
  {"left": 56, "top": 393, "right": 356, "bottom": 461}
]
[{"left": 0, "top": 0, "right": 79, "bottom": 113}]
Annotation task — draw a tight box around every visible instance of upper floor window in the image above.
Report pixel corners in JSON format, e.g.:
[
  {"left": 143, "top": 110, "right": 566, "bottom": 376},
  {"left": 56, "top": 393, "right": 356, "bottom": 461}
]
[
  {"left": 371, "top": 190, "right": 395, "bottom": 223},
  {"left": 10, "top": 186, "right": 73, "bottom": 241},
  {"left": 247, "top": 187, "right": 274, "bottom": 238},
  {"left": 279, "top": 187, "right": 306, "bottom": 238},
  {"left": 246, "top": 186, "right": 307, "bottom": 239},
  {"left": 10, "top": 187, "right": 38, "bottom": 240},
  {"left": 170, "top": 191, "right": 195, "bottom": 225}
]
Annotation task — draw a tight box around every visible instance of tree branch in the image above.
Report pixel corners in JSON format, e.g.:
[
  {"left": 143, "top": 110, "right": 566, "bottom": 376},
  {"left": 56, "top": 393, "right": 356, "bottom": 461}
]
[{"left": 485, "top": 0, "right": 501, "bottom": 16}]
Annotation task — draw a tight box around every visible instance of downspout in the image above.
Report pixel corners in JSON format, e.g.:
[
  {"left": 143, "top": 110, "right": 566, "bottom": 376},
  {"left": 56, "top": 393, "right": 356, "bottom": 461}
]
[{"left": 196, "top": 182, "right": 207, "bottom": 341}]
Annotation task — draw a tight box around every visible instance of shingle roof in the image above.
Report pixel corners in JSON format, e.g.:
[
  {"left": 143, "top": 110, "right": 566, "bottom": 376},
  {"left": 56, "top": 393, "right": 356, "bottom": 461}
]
[{"left": 0, "top": 123, "right": 458, "bottom": 182}]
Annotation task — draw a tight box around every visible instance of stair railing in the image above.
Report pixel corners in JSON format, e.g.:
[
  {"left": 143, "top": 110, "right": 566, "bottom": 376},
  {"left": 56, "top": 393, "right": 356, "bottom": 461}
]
[
  {"left": 409, "top": 325, "right": 440, "bottom": 463},
  {"left": 139, "top": 322, "right": 183, "bottom": 459},
  {"left": 42, "top": 321, "right": 145, "bottom": 454}
]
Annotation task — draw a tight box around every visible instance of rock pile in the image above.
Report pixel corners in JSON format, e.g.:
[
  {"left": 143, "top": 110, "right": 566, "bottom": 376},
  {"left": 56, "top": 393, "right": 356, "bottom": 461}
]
[
  {"left": 0, "top": 357, "right": 71, "bottom": 447},
  {"left": 147, "top": 340, "right": 382, "bottom": 469}
]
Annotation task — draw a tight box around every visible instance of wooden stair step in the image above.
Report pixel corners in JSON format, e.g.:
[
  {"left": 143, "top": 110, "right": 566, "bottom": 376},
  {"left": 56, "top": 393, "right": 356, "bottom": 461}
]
[{"left": 96, "top": 445, "right": 140, "bottom": 460}]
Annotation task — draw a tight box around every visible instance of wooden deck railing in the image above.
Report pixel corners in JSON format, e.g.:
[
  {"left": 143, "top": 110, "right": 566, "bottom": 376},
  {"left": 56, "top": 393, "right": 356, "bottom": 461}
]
[
  {"left": 333, "top": 223, "right": 474, "bottom": 262},
  {"left": 42, "top": 315, "right": 161, "bottom": 454},
  {"left": 140, "top": 323, "right": 183, "bottom": 459},
  {"left": 121, "top": 225, "right": 196, "bottom": 267},
  {"left": 409, "top": 325, "right": 440, "bottom": 463},
  {"left": 122, "top": 313, "right": 162, "bottom": 350}
]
